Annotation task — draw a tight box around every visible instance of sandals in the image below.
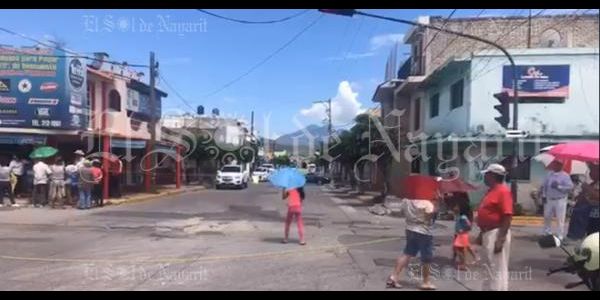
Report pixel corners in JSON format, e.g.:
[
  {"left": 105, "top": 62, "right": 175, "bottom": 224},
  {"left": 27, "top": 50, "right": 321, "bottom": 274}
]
[
  {"left": 386, "top": 276, "right": 402, "bottom": 289},
  {"left": 281, "top": 239, "right": 288, "bottom": 244},
  {"left": 299, "top": 241, "right": 306, "bottom": 246}
]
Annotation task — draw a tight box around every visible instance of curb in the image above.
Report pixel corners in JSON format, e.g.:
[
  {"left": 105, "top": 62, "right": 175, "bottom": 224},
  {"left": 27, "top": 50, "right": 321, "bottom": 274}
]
[{"left": 105, "top": 186, "right": 206, "bottom": 206}]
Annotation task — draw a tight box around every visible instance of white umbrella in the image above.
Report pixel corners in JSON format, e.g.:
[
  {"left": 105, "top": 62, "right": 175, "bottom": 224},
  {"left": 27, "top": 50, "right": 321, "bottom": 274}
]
[{"left": 533, "top": 150, "right": 589, "bottom": 175}]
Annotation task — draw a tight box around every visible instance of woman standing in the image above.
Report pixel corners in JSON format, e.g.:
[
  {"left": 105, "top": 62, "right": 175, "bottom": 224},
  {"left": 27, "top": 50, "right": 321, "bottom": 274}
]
[{"left": 282, "top": 187, "right": 306, "bottom": 245}]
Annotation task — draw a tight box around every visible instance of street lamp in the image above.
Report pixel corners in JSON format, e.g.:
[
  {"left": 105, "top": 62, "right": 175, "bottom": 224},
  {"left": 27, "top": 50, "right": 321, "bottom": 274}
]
[{"left": 319, "top": 9, "right": 521, "bottom": 202}]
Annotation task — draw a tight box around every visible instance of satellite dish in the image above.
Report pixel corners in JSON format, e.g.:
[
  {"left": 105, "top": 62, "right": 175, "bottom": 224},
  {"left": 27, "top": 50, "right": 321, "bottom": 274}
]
[{"left": 539, "top": 29, "right": 562, "bottom": 48}]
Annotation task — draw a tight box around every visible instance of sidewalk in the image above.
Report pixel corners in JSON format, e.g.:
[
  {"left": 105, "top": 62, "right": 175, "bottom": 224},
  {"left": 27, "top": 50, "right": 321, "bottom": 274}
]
[{"left": 0, "top": 185, "right": 205, "bottom": 226}]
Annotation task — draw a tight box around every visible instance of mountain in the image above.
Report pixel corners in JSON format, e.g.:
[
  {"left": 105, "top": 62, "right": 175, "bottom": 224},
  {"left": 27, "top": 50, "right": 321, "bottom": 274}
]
[{"left": 272, "top": 124, "right": 344, "bottom": 156}]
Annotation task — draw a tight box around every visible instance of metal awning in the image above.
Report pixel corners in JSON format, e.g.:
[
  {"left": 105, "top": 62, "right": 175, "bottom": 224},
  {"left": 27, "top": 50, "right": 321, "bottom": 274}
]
[
  {"left": 0, "top": 134, "right": 46, "bottom": 145},
  {"left": 110, "top": 138, "right": 147, "bottom": 149},
  {"left": 371, "top": 79, "right": 402, "bottom": 103}
]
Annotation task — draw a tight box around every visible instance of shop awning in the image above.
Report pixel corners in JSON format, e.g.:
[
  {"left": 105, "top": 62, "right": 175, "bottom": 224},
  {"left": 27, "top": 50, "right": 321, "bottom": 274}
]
[{"left": 0, "top": 134, "right": 46, "bottom": 145}]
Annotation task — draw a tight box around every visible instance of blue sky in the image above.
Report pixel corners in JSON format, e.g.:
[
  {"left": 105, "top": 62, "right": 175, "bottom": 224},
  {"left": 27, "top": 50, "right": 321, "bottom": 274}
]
[{"left": 0, "top": 9, "right": 591, "bottom": 138}]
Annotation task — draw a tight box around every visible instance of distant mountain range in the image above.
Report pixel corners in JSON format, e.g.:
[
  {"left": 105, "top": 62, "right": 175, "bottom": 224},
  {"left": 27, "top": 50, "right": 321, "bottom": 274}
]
[{"left": 260, "top": 124, "right": 343, "bottom": 156}]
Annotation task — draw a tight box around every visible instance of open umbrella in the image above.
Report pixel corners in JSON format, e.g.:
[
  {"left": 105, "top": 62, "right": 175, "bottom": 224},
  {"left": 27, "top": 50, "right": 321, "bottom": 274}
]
[
  {"left": 437, "top": 177, "right": 479, "bottom": 194},
  {"left": 400, "top": 175, "right": 440, "bottom": 201},
  {"left": 533, "top": 152, "right": 589, "bottom": 174},
  {"left": 269, "top": 167, "right": 306, "bottom": 189},
  {"left": 547, "top": 141, "right": 599, "bottom": 164},
  {"left": 29, "top": 146, "right": 58, "bottom": 159}
]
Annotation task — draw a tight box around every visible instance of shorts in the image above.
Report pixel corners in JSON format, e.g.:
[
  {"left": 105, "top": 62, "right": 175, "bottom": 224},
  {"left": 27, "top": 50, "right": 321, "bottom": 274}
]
[
  {"left": 404, "top": 229, "right": 433, "bottom": 263},
  {"left": 453, "top": 232, "right": 471, "bottom": 248}
]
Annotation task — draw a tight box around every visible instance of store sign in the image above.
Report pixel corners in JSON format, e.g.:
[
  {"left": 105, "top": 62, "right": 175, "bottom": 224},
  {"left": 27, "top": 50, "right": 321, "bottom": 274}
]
[
  {"left": 0, "top": 134, "right": 46, "bottom": 145},
  {"left": 0, "top": 47, "right": 88, "bottom": 129},
  {"left": 502, "top": 65, "right": 570, "bottom": 98}
]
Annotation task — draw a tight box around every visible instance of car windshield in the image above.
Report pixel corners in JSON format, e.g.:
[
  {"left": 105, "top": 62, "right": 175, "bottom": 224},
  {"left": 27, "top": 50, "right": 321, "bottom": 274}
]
[{"left": 221, "top": 166, "right": 241, "bottom": 172}]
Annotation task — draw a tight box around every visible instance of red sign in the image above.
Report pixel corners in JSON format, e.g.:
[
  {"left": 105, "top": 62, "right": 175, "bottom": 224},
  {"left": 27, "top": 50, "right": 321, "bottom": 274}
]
[{"left": 40, "top": 82, "right": 59, "bottom": 92}]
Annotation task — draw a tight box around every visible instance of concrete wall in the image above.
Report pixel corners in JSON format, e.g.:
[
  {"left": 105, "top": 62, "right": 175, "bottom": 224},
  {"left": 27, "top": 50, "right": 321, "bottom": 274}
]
[{"left": 469, "top": 48, "right": 599, "bottom": 135}]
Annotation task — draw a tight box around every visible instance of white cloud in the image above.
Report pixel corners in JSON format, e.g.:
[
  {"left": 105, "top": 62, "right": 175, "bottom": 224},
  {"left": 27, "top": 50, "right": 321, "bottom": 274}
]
[
  {"left": 300, "top": 81, "right": 365, "bottom": 126},
  {"left": 325, "top": 51, "right": 376, "bottom": 61},
  {"left": 370, "top": 33, "right": 404, "bottom": 51}
]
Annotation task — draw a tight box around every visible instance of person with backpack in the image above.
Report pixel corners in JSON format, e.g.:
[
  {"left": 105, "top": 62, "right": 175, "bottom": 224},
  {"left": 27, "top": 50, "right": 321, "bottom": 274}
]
[{"left": 282, "top": 186, "right": 306, "bottom": 245}]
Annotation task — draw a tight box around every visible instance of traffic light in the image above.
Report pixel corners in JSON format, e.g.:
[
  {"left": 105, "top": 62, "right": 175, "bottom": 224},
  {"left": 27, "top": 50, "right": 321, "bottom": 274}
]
[
  {"left": 318, "top": 9, "right": 356, "bottom": 17},
  {"left": 493, "top": 92, "right": 510, "bottom": 129}
]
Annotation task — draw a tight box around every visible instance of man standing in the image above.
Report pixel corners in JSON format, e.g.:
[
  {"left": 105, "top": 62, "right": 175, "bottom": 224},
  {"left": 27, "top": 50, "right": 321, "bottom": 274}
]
[
  {"left": 541, "top": 160, "right": 574, "bottom": 241},
  {"left": 32, "top": 159, "right": 52, "bottom": 207},
  {"left": 0, "top": 160, "right": 15, "bottom": 207},
  {"left": 109, "top": 157, "right": 123, "bottom": 198},
  {"left": 48, "top": 157, "right": 67, "bottom": 209},
  {"left": 9, "top": 155, "right": 23, "bottom": 197},
  {"left": 476, "top": 164, "right": 513, "bottom": 291}
]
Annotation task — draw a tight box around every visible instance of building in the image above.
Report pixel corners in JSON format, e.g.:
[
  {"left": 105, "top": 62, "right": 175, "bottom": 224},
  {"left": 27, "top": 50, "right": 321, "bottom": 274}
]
[{"left": 372, "top": 13, "right": 599, "bottom": 211}]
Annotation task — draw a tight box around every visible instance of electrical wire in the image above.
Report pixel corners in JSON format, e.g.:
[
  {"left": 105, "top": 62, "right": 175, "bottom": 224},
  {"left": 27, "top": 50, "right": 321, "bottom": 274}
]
[
  {"left": 421, "top": 9, "right": 458, "bottom": 54},
  {"left": 158, "top": 73, "right": 197, "bottom": 112},
  {"left": 197, "top": 9, "right": 310, "bottom": 24}
]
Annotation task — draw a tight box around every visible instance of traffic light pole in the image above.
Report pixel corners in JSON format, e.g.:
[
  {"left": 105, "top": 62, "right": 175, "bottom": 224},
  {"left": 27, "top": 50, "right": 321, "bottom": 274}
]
[{"left": 320, "top": 9, "right": 520, "bottom": 202}]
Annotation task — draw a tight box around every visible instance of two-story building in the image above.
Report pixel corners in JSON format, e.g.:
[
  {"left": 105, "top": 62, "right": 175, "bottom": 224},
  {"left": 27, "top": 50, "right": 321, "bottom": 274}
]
[{"left": 372, "top": 13, "right": 599, "bottom": 211}]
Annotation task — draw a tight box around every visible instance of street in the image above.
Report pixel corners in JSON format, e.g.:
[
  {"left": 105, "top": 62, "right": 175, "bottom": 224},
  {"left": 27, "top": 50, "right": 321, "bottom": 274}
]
[{"left": 0, "top": 184, "right": 587, "bottom": 291}]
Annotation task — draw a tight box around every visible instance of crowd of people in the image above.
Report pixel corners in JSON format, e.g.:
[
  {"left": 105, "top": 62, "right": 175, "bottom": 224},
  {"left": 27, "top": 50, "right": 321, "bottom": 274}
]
[{"left": 0, "top": 149, "right": 123, "bottom": 209}]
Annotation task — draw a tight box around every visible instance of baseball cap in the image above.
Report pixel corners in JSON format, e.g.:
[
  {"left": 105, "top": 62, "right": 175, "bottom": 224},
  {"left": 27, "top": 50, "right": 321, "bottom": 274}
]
[
  {"left": 74, "top": 150, "right": 85, "bottom": 156},
  {"left": 480, "top": 163, "right": 507, "bottom": 176}
]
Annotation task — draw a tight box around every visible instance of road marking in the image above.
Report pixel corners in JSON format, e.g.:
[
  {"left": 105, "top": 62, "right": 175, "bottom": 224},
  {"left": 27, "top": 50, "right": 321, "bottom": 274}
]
[
  {"left": 0, "top": 236, "right": 403, "bottom": 264},
  {"left": 330, "top": 197, "right": 357, "bottom": 214}
]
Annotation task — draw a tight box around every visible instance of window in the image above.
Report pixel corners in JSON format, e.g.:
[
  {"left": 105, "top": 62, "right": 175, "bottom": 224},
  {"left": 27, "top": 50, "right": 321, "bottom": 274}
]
[
  {"left": 501, "top": 156, "right": 531, "bottom": 181},
  {"left": 428, "top": 157, "right": 437, "bottom": 176},
  {"left": 413, "top": 98, "right": 421, "bottom": 131},
  {"left": 429, "top": 93, "right": 439, "bottom": 118},
  {"left": 450, "top": 79, "right": 464, "bottom": 110},
  {"left": 108, "top": 90, "right": 121, "bottom": 111},
  {"left": 221, "top": 166, "right": 241, "bottom": 173},
  {"left": 411, "top": 157, "right": 421, "bottom": 174}
]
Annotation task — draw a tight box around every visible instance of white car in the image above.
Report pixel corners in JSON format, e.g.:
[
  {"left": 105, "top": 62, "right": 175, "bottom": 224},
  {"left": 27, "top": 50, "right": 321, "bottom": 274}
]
[
  {"left": 216, "top": 165, "right": 249, "bottom": 189},
  {"left": 253, "top": 167, "right": 270, "bottom": 182},
  {"left": 261, "top": 164, "right": 275, "bottom": 173}
]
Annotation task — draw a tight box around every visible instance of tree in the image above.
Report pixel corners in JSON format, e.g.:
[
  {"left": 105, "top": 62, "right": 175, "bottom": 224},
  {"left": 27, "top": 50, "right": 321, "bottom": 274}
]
[{"left": 272, "top": 155, "right": 291, "bottom": 167}]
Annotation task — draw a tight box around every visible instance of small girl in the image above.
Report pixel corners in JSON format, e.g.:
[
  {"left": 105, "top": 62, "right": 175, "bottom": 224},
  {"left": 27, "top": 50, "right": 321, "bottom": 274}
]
[
  {"left": 452, "top": 199, "right": 479, "bottom": 270},
  {"left": 282, "top": 187, "right": 306, "bottom": 245}
]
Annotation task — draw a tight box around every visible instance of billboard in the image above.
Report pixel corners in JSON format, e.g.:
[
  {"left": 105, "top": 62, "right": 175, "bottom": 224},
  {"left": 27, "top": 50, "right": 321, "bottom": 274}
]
[
  {"left": 0, "top": 47, "right": 88, "bottom": 130},
  {"left": 502, "top": 65, "right": 570, "bottom": 98}
]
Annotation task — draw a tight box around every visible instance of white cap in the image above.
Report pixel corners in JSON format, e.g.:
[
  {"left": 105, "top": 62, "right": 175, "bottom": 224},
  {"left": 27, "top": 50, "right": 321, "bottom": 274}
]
[
  {"left": 480, "top": 163, "right": 507, "bottom": 176},
  {"left": 74, "top": 150, "right": 85, "bottom": 156}
]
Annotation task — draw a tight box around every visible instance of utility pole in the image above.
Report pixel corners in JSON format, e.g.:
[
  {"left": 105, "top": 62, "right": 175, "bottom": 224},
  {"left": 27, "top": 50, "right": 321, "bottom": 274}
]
[
  {"left": 313, "top": 98, "right": 333, "bottom": 183},
  {"left": 250, "top": 111, "right": 254, "bottom": 137},
  {"left": 145, "top": 51, "right": 157, "bottom": 192}
]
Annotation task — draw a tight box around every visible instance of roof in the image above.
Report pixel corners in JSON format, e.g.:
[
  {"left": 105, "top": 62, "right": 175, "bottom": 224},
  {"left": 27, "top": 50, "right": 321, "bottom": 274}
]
[{"left": 127, "top": 79, "right": 168, "bottom": 98}]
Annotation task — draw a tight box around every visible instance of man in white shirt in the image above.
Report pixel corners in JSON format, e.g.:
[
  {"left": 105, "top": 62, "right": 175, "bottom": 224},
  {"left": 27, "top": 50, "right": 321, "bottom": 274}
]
[
  {"left": 9, "top": 155, "right": 24, "bottom": 197},
  {"left": 32, "top": 159, "right": 52, "bottom": 207}
]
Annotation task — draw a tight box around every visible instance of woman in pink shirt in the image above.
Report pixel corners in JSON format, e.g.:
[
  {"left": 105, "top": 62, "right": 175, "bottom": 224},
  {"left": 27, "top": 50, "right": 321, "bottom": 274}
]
[{"left": 282, "top": 187, "right": 306, "bottom": 245}]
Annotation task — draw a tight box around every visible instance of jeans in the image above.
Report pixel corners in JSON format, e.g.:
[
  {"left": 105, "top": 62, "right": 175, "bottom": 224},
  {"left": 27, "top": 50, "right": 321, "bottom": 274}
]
[
  {"left": 0, "top": 181, "right": 15, "bottom": 205},
  {"left": 403, "top": 229, "right": 434, "bottom": 263},
  {"left": 78, "top": 188, "right": 91, "bottom": 209},
  {"left": 567, "top": 200, "right": 592, "bottom": 240}
]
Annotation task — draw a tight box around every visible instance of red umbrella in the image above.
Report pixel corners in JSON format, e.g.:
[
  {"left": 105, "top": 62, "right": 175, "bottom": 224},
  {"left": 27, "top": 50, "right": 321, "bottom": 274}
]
[
  {"left": 437, "top": 178, "right": 479, "bottom": 194},
  {"left": 547, "top": 141, "right": 599, "bottom": 164},
  {"left": 400, "top": 175, "right": 440, "bottom": 201}
]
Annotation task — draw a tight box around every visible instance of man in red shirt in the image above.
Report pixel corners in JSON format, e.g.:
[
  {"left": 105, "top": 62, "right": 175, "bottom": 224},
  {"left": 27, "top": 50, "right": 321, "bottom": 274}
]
[{"left": 476, "top": 163, "right": 513, "bottom": 291}]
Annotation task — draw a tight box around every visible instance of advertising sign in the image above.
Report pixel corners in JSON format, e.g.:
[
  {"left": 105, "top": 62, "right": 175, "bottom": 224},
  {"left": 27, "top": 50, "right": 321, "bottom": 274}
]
[
  {"left": 502, "top": 65, "right": 570, "bottom": 98},
  {"left": 0, "top": 47, "right": 88, "bottom": 129}
]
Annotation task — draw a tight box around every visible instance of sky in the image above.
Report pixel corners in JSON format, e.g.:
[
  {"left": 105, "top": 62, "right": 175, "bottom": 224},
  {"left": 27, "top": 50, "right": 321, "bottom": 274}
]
[{"left": 0, "top": 9, "right": 591, "bottom": 139}]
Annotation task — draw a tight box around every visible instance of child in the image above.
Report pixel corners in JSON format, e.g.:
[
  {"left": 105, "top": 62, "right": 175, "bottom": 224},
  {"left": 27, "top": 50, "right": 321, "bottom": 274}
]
[
  {"left": 282, "top": 186, "right": 306, "bottom": 245},
  {"left": 452, "top": 199, "right": 479, "bottom": 270}
]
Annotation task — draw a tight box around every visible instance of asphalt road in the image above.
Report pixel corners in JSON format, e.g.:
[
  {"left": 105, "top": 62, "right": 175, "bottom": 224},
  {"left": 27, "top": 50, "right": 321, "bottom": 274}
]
[{"left": 0, "top": 184, "right": 588, "bottom": 291}]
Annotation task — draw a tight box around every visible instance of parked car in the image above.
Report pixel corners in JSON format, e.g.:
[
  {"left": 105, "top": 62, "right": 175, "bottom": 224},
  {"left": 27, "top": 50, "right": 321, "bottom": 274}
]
[
  {"left": 305, "top": 173, "right": 330, "bottom": 185},
  {"left": 253, "top": 167, "right": 270, "bottom": 182},
  {"left": 216, "top": 165, "right": 249, "bottom": 189},
  {"left": 261, "top": 164, "right": 275, "bottom": 174}
]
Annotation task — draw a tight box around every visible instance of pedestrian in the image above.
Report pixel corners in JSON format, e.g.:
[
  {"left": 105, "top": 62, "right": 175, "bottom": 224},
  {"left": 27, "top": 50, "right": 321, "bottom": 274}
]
[
  {"left": 0, "top": 159, "right": 15, "bottom": 207},
  {"left": 74, "top": 150, "right": 87, "bottom": 169},
  {"left": 48, "top": 157, "right": 67, "bottom": 209},
  {"left": 582, "top": 163, "right": 599, "bottom": 236},
  {"left": 32, "top": 158, "right": 52, "bottom": 207},
  {"left": 65, "top": 162, "right": 79, "bottom": 206},
  {"left": 475, "top": 164, "right": 513, "bottom": 291},
  {"left": 109, "top": 157, "right": 123, "bottom": 198},
  {"left": 77, "top": 160, "right": 94, "bottom": 210},
  {"left": 386, "top": 197, "right": 438, "bottom": 290},
  {"left": 541, "top": 160, "right": 574, "bottom": 241},
  {"left": 9, "top": 155, "right": 24, "bottom": 197},
  {"left": 91, "top": 159, "right": 103, "bottom": 207},
  {"left": 452, "top": 198, "right": 479, "bottom": 270},
  {"left": 282, "top": 186, "right": 306, "bottom": 245}
]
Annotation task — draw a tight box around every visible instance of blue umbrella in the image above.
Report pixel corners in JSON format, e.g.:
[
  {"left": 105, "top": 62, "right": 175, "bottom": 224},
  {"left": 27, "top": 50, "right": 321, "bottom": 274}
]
[{"left": 269, "top": 167, "right": 306, "bottom": 189}]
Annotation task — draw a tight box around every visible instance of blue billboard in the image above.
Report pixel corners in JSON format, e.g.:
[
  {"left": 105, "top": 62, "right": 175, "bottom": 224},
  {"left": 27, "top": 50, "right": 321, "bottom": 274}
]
[
  {"left": 502, "top": 65, "right": 570, "bottom": 98},
  {"left": 0, "top": 47, "right": 88, "bottom": 130}
]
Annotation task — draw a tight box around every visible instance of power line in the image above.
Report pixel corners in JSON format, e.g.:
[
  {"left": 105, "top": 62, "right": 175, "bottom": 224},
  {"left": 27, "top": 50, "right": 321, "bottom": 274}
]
[
  {"left": 429, "top": 9, "right": 486, "bottom": 64},
  {"left": 421, "top": 9, "right": 458, "bottom": 54},
  {"left": 157, "top": 73, "right": 196, "bottom": 112},
  {"left": 0, "top": 26, "right": 149, "bottom": 68},
  {"left": 197, "top": 9, "right": 310, "bottom": 24},
  {"left": 199, "top": 13, "right": 323, "bottom": 99}
]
